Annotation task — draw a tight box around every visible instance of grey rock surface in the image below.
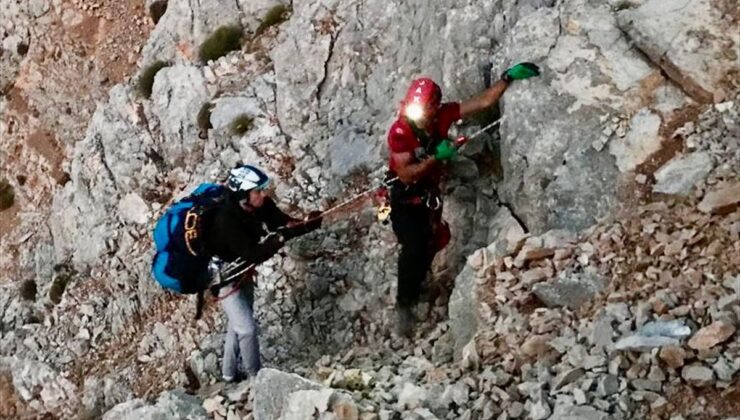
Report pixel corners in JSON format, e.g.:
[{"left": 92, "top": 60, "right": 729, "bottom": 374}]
[
  {"left": 252, "top": 368, "right": 322, "bottom": 420},
  {"left": 653, "top": 152, "right": 714, "bottom": 195},
  {"left": 617, "top": 0, "right": 739, "bottom": 103},
  {"left": 102, "top": 390, "right": 208, "bottom": 420},
  {"left": 532, "top": 271, "right": 606, "bottom": 310}
]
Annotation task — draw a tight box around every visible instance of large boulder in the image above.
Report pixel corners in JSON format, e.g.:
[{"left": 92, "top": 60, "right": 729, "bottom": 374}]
[
  {"left": 50, "top": 84, "right": 159, "bottom": 266},
  {"left": 141, "top": 0, "right": 242, "bottom": 64},
  {"left": 448, "top": 208, "right": 526, "bottom": 357},
  {"left": 494, "top": 0, "right": 693, "bottom": 233},
  {"left": 253, "top": 368, "right": 323, "bottom": 419},
  {"left": 102, "top": 390, "right": 208, "bottom": 420},
  {"left": 0, "top": 357, "right": 79, "bottom": 416},
  {"left": 0, "top": 0, "right": 40, "bottom": 92},
  {"left": 149, "top": 65, "right": 209, "bottom": 168},
  {"left": 653, "top": 152, "right": 714, "bottom": 195},
  {"left": 253, "top": 368, "right": 357, "bottom": 420},
  {"left": 617, "top": 0, "right": 739, "bottom": 103},
  {"left": 532, "top": 270, "right": 606, "bottom": 310}
]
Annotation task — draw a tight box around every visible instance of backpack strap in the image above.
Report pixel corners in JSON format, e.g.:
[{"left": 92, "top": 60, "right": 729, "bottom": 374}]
[{"left": 194, "top": 289, "right": 205, "bottom": 320}]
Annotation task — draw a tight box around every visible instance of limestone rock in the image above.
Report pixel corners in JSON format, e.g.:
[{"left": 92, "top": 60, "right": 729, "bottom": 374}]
[
  {"left": 102, "top": 390, "right": 208, "bottom": 420},
  {"left": 653, "top": 152, "right": 714, "bottom": 195},
  {"left": 617, "top": 0, "right": 739, "bottom": 103},
  {"left": 118, "top": 193, "right": 151, "bottom": 225},
  {"left": 688, "top": 321, "right": 736, "bottom": 350},
  {"left": 609, "top": 108, "right": 663, "bottom": 173},
  {"left": 698, "top": 181, "right": 740, "bottom": 214},
  {"left": 681, "top": 364, "right": 716, "bottom": 387},
  {"left": 398, "top": 383, "right": 428, "bottom": 410},
  {"left": 659, "top": 346, "right": 687, "bottom": 369},
  {"left": 532, "top": 272, "right": 606, "bottom": 310},
  {"left": 253, "top": 368, "right": 322, "bottom": 420},
  {"left": 551, "top": 404, "right": 609, "bottom": 420},
  {"left": 140, "top": 0, "right": 245, "bottom": 63},
  {"left": 553, "top": 368, "right": 586, "bottom": 391},
  {"left": 150, "top": 65, "right": 209, "bottom": 168}
]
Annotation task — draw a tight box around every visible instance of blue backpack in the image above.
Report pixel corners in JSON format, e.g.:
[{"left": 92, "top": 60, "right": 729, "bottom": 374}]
[{"left": 151, "top": 183, "right": 225, "bottom": 294}]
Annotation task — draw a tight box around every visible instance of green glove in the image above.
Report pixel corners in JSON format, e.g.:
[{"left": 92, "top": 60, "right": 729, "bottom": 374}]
[
  {"left": 434, "top": 139, "right": 457, "bottom": 161},
  {"left": 501, "top": 62, "right": 540, "bottom": 82}
]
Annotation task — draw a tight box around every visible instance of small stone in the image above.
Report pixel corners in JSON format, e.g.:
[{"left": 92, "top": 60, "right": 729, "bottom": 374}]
[
  {"left": 652, "top": 152, "right": 714, "bottom": 195},
  {"left": 631, "top": 379, "right": 662, "bottom": 392},
  {"left": 582, "top": 355, "right": 607, "bottom": 370},
  {"left": 573, "top": 389, "right": 587, "bottom": 405},
  {"left": 609, "top": 355, "right": 626, "bottom": 375},
  {"left": 688, "top": 321, "right": 736, "bottom": 350},
  {"left": 521, "top": 335, "right": 551, "bottom": 358},
  {"left": 441, "top": 382, "right": 469, "bottom": 406},
  {"left": 550, "top": 336, "right": 576, "bottom": 354},
  {"left": 398, "top": 383, "right": 427, "bottom": 409},
  {"left": 681, "top": 364, "right": 716, "bottom": 387},
  {"left": 647, "top": 366, "right": 666, "bottom": 382},
  {"left": 551, "top": 405, "right": 608, "bottom": 420},
  {"left": 597, "top": 375, "right": 619, "bottom": 397},
  {"left": 651, "top": 397, "right": 669, "bottom": 410},
  {"left": 508, "top": 401, "right": 524, "bottom": 418},
  {"left": 482, "top": 401, "right": 499, "bottom": 420},
  {"left": 712, "top": 357, "right": 739, "bottom": 382},
  {"left": 698, "top": 181, "right": 740, "bottom": 214},
  {"left": 591, "top": 315, "right": 614, "bottom": 348},
  {"left": 631, "top": 390, "right": 661, "bottom": 403},
  {"left": 226, "top": 381, "right": 251, "bottom": 402},
  {"left": 521, "top": 267, "right": 553, "bottom": 285},
  {"left": 553, "top": 368, "right": 586, "bottom": 391},
  {"left": 659, "top": 346, "right": 687, "bottom": 369},
  {"left": 203, "top": 396, "right": 224, "bottom": 413},
  {"left": 717, "top": 295, "right": 738, "bottom": 311},
  {"left": 530, "top": 400, "right": 551, "bottom": 420}
]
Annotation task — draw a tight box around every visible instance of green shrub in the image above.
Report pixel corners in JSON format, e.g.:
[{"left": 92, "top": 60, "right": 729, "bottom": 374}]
[
  {"left": 16, "top": 42, "right": 29, "bottom": 56},
  {"left": 49, "top": 274, "right": 70, "bottom": 304},
  {"left": 230, "top": 114, "right": 254, "bottom": 136},
  {"left": 16, "top": 174, "right": 26, "bottom": 186},
  {"left": 199, "top": 26, "right": 243, "bottom": 63},
  {"left": 255, "top": 5, "right": 291, "bottom": 37},
  {"left": 149, "top": 0, "right": 168, "bottom": 24},
  {"left": 19, "top": 280, "right": 36, "bottom": 301},
  {"left": 0, "top": 179, "right": 14, "bottom": 211},
  {"left": 137, "top": 61, "right": 169, "bottom": 98},
  {"left": 49, "top": 264, "right": 75, "bottom": 305},
  {"left": 197, "top": 102, "right": 214, "bottom": 134}
]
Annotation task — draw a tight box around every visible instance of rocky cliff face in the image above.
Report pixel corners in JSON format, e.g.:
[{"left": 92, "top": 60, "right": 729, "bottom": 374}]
[{"left": 0, "top": 0, "right": 738, "bottom": 418}]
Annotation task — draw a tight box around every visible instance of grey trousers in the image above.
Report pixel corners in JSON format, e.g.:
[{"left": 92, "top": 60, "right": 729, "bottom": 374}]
[{"left": 219, "top": 281, "right": 261, "bottom": 379}]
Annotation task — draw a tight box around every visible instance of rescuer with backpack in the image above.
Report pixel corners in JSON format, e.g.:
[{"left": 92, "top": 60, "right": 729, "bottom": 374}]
[
  {"left": 152, "top": 164, "right": 322, "bottom": 382},
  {"left": 386, "top": 63, "right": 540, "bottom": 336}
]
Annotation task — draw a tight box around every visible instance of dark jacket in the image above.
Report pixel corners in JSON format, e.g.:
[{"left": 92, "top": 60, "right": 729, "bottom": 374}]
[{"left": 200, "top": 195, "right": 319, "bottom": 265}]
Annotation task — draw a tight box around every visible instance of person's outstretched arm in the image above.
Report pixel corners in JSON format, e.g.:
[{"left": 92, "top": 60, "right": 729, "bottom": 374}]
[
  {"left": 460, "top": 62, "right": 541, "bottom": 118},
  {"left": 459, "top": 79, "right": 509, "bottom": 118}
]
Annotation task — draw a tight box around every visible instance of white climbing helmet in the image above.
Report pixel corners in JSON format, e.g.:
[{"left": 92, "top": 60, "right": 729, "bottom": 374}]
[{"left": 226, "top": 164, "right": 270, "bottom": 194}]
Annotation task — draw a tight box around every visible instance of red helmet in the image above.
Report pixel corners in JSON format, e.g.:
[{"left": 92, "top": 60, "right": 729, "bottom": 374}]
[{"left": 401, "top": 77, "right": 442, "bottom": 121}]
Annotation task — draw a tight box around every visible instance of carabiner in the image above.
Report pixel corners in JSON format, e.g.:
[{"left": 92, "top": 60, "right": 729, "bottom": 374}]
[{"left": 425, "top": 195, "right": 441, "bottom": 210}]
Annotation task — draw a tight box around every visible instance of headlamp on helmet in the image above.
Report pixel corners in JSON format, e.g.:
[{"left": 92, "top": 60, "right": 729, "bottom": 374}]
[
  {"left": 402, "top": 77, "right": 442, "bottom": 122},
  {"left": 404, "top": 103, "right": 426, "bottom": 121}
]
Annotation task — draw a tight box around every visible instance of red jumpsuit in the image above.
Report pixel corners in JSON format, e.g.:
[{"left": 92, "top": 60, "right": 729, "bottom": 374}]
[{"left": 386, "top": 102, "right": 460, "bottom": 307}]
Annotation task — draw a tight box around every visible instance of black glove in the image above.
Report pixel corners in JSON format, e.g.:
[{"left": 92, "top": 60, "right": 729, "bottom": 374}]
[
  {"left": 304, "top": 211, "right": 323, "bottom": 232},
  {"left": 281, "top": 211, "right": 323, "bottom": 240},
  {"left": 260, "top": 233, "right": 285, "bottom": 256}
]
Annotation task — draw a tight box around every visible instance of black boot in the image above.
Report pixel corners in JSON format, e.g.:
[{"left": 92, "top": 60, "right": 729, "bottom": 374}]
[{"left": 395, "top": 304, "right": 415, "bottom": 337}]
